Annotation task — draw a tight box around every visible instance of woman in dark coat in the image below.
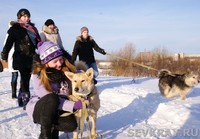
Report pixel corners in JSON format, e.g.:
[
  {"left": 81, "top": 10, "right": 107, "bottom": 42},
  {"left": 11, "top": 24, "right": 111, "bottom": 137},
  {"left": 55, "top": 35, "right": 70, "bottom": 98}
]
[
  {"left": 1, "top": 8, "right": 41, "bottom": 108},
  {"left": 71, "top": 26, "right": 106, "bottom": 84}
]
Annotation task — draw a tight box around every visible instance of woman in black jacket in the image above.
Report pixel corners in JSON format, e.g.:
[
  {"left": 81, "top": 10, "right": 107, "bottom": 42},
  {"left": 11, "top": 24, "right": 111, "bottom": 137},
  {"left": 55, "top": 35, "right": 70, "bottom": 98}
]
[
  {"left": 71, "top": 26, "right": 106, "bottom": 84},
  {"left": 1, "top": 8, "right": 41, "bottom": 108}
]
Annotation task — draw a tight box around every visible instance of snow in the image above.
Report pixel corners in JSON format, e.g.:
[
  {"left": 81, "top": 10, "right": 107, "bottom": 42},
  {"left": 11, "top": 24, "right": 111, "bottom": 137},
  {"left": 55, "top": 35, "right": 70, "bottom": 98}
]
[{"left": 0, "top": 70, "right": 200, "bottom": 139}]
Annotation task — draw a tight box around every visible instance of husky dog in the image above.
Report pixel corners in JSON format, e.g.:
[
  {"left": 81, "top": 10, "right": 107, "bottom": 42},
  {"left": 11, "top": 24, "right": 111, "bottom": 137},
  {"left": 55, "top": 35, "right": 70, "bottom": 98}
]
[
  {"left": 158, "top": 69, "right": 199, "bottom": 100},
  {"left": 65, "top": 62, "right": 100, "bottom": 139}
]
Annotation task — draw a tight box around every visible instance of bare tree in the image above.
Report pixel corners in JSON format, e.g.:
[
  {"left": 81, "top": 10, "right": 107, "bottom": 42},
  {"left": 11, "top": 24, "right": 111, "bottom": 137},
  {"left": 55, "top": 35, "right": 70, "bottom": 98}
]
[
  {"left": 105, "top": 43, "right": 200, "bottom": 77},
  {"left": 109, "top": 42, "right": 136, "bottom": 76}
]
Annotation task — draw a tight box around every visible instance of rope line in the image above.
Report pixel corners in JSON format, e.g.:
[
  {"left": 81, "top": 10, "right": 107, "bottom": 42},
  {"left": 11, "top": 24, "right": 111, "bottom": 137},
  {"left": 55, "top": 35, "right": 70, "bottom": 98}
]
[{"left": 106, "top": 53, "right": 159, "bottom": 72}]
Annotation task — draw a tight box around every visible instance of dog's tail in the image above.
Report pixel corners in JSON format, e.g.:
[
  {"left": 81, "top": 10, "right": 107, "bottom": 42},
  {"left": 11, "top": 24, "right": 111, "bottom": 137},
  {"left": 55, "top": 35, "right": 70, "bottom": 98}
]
[
  {"left": 158, "top": 69, "right": 171, "bottom": 78},
  {"left": 75, "top": 61, "right": 88, "bottom": 72}
]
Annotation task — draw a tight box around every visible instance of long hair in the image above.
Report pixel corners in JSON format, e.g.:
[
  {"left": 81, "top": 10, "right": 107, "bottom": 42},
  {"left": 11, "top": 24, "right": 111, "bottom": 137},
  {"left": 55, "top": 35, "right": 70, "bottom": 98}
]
[{"left": 32, "top": 55, "right": 76, "bottom": 92}]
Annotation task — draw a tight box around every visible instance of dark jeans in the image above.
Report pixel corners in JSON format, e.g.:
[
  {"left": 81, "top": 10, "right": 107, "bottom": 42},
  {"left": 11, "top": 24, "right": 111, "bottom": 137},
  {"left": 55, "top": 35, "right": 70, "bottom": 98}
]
[
  {"left": 11, "top": 72, "right": 19, "bottom": 98},
  {"left": 11, "top": 72, "right": 18, "bottom": 84},
  {"left": 86, "top": 62, "right": 99, "bottom": 78},
  {"left": 33, "top": 93, "right": 77, "bottom": 132},
  {"left": 18, "top": 68, "right": 31, "bottom": 97}
]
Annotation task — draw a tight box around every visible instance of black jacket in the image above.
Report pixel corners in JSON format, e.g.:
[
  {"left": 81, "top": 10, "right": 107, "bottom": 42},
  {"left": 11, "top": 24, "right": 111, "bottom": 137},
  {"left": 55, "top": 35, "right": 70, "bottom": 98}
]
[
  {"left": 71, "top": 36, "right": 105, "bottom": 65},
  {"left": 1, "top": 21, "right": 40, "bottom": 70}
]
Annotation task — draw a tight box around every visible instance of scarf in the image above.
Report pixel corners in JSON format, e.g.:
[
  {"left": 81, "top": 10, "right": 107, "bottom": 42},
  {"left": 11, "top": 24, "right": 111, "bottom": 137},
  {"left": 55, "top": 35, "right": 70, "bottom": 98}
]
[{"left": 17, "top": 19, "right": 41, "bottom": 44}]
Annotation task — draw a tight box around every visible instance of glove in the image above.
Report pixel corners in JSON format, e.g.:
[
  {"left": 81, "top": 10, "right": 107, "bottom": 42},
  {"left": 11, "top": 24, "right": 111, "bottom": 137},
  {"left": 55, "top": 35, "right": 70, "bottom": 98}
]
[
  {"left": 73, "top": 100, "right": 82, "bottom": 110},
  {"left": 1, "top": 52, "right": 8, "bottom": 61},
  {"left": 101, "top": 49, "right": 106, "bottom": 55},
  {"left": 51, "top": 83, "right": 60, "bottom": 93}
]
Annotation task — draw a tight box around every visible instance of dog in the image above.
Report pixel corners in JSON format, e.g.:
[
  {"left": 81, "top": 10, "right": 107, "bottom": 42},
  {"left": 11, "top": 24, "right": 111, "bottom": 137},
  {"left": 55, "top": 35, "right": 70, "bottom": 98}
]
[
  {"left": 158, "top": 69, "right": 199, "bottom": 100},
  {"left": 64, "top": 62, "right": 100, "bottom": 139}
]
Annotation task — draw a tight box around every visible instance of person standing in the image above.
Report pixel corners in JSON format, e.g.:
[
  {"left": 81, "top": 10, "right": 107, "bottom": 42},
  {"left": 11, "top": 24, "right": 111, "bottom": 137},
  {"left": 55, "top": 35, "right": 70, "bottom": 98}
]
[
  {"left": 40, "top": 19, "right": 71, "bottom": 60},
  {"left": 40, "top": 19, "right": 64, "bottom": 49},
  {"left": 1, "top": 8, "right": 41, "bottom": 108},
  {"left": 71, "top": 26, "right": 106, "bottom": 84},
  {"left": 26, "top": 41, "right": 81, "bottom": 139}
]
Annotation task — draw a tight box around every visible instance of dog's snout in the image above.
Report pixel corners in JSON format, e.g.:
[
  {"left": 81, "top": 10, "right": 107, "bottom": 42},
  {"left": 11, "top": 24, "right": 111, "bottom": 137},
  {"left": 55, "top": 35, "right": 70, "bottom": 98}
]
[
  {"left": 198, "top": 80, "right": 200, "bottom": 83},
  {"left": 74, "top": 87, "right": 79, "bottom": 92}
]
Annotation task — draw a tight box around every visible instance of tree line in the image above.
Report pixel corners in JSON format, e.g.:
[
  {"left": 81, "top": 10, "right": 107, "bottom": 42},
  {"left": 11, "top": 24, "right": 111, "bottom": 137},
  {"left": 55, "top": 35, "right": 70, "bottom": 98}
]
[{"left": 106, "top": 43, "right": 200, "bottom": 77}]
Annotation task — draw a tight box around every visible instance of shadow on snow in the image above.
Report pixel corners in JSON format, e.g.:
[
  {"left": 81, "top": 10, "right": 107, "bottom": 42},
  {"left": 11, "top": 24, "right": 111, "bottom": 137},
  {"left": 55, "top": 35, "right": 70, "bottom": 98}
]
[{"left": 97, "top": 92, "right": 168, "bottom": 138}]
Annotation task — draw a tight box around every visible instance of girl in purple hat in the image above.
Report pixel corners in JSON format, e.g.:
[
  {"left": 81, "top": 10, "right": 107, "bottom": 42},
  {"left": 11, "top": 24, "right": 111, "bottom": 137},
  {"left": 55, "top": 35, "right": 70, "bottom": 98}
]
[{"left": 26, "top": 41, "right": 82, "bottom": 139}]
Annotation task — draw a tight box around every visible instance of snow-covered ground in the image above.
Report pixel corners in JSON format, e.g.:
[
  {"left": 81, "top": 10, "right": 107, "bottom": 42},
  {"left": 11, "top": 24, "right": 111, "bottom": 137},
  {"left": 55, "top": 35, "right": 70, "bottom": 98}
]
[{"left": 0, "top": 69, "right": 200, "bottom": 139}]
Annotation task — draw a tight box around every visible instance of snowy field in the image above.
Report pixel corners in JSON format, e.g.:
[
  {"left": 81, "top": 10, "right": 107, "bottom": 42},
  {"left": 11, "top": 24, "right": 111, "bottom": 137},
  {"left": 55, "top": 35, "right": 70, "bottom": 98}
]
[{"left": 0, "top": 69, "right": 200, "bottom": 139}]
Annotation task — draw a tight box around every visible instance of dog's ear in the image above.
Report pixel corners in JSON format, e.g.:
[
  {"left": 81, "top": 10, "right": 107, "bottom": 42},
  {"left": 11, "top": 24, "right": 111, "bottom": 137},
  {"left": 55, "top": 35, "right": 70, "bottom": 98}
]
[
  {"left": 85, "top": 68, "right": 94, "bottom": 79},
  {"left": 64, "top": 71, "right": 74, "bottom": 81}
]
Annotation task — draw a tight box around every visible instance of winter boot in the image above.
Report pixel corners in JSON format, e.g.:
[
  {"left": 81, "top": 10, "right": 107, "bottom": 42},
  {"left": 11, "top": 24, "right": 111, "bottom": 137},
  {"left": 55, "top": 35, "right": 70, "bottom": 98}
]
[
  {"left": 22, "top": 93, "right": 30, "bottom": 110},
  {"left": 11, "top": 82, "right": 17, "bottom": 99},
  {"left": 18, "top": 91, "right": 23, "bottom": 107},
  {"left": 18, "top": 91, "right": 30, "bottom": 109}
]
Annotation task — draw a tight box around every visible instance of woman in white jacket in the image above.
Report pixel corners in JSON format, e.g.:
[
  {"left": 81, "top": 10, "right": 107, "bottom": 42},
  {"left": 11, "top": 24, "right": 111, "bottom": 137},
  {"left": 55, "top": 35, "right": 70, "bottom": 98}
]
[
  {"left": 40, "top": 19, "right": 64, "bottom": 49},
  {"left": 40, "top": 19, "right": 72, "bottom": 61}
]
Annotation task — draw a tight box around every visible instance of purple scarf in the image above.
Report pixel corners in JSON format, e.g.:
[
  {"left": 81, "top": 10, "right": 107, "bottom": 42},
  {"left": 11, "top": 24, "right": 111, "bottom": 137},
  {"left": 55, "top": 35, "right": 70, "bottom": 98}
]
[{"left": 17, "top": 19, "right": 41, "bottom": 42}]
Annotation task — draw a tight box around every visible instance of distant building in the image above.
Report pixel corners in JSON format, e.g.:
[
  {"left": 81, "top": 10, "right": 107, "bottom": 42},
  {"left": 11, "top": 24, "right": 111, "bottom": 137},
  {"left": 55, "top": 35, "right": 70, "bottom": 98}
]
[
  {"left": 174, "top": 53, "right": 200, "bottom": 61},
  {"left": 139, "top": 52, "right": 200, "bottom": 61},
  {"left": 96, "top": 60, "right": 112, "bottom": 69},
  {"left": 140, "top": 52, "right": 152, "bottom": 61},
  {"left": 96, "top": 60, "right": 112, "bottom": 75},
  {"left": 174, "top": 53, "right": 184, "bottom": 61}
]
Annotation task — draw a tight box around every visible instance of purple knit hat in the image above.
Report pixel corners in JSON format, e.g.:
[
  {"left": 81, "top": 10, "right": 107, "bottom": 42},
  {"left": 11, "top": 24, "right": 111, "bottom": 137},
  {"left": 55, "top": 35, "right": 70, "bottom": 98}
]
[
  {"left": 37, "top": 41, "right": 63, "bottom": 64},
  {"left": 80, "top": 26, "right": 89, "bottom": 34}
]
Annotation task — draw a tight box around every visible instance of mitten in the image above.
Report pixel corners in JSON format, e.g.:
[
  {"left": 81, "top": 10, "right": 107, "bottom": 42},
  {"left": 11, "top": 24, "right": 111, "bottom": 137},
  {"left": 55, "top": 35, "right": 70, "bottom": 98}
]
[
  {"left": 1, "top": 52, "right": 8, "bottom": 61},
  {"left": 51, "top": 83, "right": 60, "bottom": 93},
  {"left": 73, "top": 100, "right": 82, "bottom": 110},
  {"left": 101, "top": 49, "right": 106, "bottom": 55}
]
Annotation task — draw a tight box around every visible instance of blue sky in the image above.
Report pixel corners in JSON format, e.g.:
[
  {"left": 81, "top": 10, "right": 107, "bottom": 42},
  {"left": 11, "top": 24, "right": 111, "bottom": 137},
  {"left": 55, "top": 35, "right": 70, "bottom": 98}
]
[{"left": 0, "top": 0, "right": 200, "bottom": 59}]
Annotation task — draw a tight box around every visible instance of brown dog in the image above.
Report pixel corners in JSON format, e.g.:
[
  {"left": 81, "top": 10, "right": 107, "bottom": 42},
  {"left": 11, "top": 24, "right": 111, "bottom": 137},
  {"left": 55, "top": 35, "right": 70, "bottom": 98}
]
[{"left": 65, "top": 67, "right": 100, "bottom": 139}]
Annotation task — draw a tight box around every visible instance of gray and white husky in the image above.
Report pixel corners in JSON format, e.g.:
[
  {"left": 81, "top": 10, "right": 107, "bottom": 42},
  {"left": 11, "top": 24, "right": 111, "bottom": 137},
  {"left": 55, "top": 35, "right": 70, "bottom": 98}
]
[{"left": 158, "top": 69, "right": 199, "bottom": 100}]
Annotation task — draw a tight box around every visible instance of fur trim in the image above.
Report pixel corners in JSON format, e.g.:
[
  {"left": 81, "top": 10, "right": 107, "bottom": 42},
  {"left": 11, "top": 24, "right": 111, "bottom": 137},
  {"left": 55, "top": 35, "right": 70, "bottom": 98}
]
[
  {"left": 9, "top": 21, "right": 16, "bottom": 26},
  {"left": 9, "top": 21, "right": 20, "bottom": 27},
  {"left": 76, "top": 35, "right": 93, "bottom": 42},
  {"left": 32, "top": 54, "right": 43, "bottom": 74},
  {"left": 42, "top": 25, "right": 59, "bottom": 34},
  {"left": 9, "top": 20, "right": 35, "bottom": 27}
]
